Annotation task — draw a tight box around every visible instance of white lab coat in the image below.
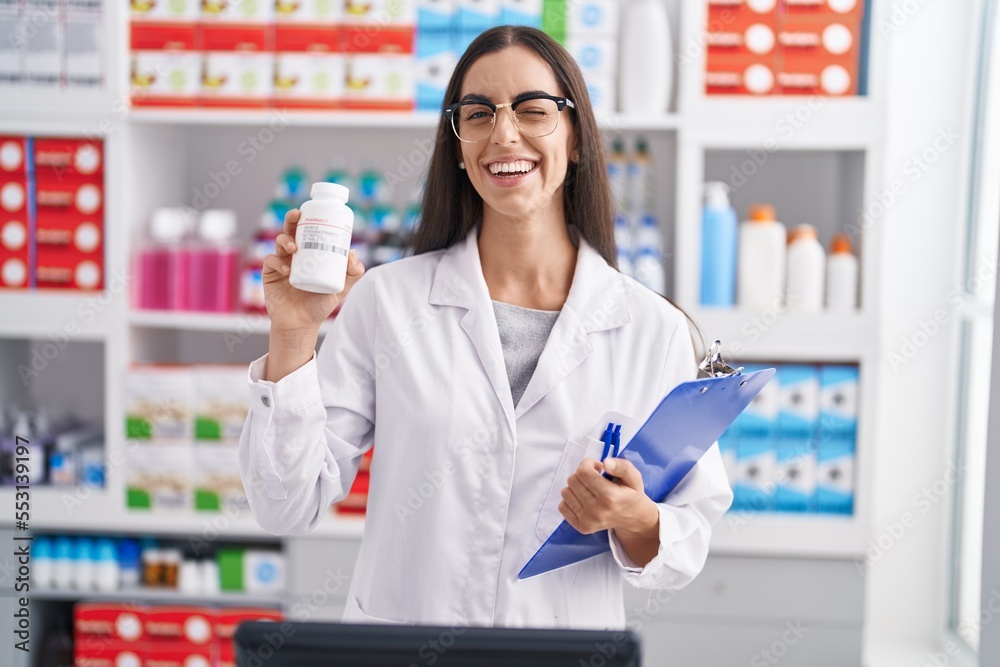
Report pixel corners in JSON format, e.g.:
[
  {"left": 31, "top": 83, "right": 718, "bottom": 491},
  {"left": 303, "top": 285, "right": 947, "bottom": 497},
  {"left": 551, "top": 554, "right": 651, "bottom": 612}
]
[{"left": 239, "top": 225, "right": 733, "bottom": 629}]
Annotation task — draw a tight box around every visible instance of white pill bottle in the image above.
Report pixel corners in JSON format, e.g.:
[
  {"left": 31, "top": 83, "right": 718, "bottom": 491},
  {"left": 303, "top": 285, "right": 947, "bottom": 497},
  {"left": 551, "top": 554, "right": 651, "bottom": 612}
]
[{"left": 289, "top": 182, "right": 355, "bottom": 294}]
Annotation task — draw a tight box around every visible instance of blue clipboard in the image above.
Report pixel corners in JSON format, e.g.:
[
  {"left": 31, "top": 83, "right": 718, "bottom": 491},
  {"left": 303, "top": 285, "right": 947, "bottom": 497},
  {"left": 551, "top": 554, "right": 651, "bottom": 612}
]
[{"left": 518, "top": 366, "right": 776, "bottom": 580}]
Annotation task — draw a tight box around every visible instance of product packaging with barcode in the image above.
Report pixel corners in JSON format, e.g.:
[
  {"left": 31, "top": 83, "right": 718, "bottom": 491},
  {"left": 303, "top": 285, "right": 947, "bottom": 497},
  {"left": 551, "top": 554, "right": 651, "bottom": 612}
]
[{"left": 289, "top": 182, "right": 355, "bottom": 294}]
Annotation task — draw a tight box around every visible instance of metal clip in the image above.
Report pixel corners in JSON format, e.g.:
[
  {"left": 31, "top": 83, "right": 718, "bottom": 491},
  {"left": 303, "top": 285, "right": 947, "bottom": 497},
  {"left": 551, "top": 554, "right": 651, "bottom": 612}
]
[{"left": 698, "top": 340, "right": 744, "bottom": 378}]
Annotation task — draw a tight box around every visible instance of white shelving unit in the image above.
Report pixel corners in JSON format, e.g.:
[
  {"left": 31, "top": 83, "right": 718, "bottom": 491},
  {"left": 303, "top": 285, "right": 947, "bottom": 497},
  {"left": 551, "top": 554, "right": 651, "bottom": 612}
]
[{"left": 1, "top": 1, "right": 886, "bottom": 642}]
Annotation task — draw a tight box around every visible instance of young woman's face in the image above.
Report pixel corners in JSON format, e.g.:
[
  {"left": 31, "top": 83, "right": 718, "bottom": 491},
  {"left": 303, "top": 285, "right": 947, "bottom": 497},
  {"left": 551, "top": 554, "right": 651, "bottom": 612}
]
[{"left": 456, "top": 46, "right": 577, "bottom": 222}]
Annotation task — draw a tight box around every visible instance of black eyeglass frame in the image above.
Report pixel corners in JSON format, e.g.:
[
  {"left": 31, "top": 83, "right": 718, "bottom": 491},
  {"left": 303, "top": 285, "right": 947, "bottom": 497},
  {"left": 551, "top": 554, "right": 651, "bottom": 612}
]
[{"left": 443, "top": 94, "right": 576, "bottom": 143}]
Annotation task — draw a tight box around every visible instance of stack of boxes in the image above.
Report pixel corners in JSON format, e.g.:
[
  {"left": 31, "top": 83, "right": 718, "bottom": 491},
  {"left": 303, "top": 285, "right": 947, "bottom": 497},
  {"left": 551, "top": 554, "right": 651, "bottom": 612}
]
[
  {"left": 74, "top": 602, "right": 282, "bottom": 667},
  {"left": 130, "top": 0, "right": 417, "bottom": 109},
  {"left": 725, "top": 363, "right": 858, "bottom": 515},
  {"left": 0, "top": 135, "right": 105, "bottom": 291},
  {"left": 563, "top": 0, "right": 618, "bottom": 117},
  {"left": 125, "top": 365, "right": 249, "bottom": 513},
  {"left": 705, "top": 0, "right": 866, "bottom": 96}
]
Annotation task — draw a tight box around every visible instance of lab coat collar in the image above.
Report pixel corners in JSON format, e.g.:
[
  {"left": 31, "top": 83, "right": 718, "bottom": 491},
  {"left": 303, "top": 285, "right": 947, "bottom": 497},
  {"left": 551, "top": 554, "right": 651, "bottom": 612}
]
[
  {"left": 428, "top": 225, "right": 632, "bottom": 331},
  {"left": 429, "top": 225, "right": 633, "bottom": 422}
]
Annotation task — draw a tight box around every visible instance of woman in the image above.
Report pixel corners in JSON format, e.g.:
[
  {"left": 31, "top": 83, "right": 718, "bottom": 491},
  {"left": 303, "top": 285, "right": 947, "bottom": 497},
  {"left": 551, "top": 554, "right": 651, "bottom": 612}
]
[{"left": 239, "top": 26, "right": 732, "bottom": 629}]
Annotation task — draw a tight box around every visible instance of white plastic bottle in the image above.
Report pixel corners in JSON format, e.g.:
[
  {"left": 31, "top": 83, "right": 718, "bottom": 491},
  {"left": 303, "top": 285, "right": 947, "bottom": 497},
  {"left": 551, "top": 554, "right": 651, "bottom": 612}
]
[
  {"left": 826, "top": 233, "right": 859, "bottom": 311},
  {"left": 785, "top": 225, "right": 826, "bottom": 313},
  {"left": 620, "top": 0, "right": 672, "bottom": 114},
  {"left": 737, "top": 204, "right": 787, "bottom": 310},
  {"left": 289, "top": 183, "right": 355, "bottom": 294}
]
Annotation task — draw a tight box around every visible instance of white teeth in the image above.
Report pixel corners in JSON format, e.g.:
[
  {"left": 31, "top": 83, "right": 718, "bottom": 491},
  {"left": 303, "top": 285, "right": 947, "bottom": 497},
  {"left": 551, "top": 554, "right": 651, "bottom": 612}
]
[{"left": 488, "top": 160, "right": 536, "bottom": 175}]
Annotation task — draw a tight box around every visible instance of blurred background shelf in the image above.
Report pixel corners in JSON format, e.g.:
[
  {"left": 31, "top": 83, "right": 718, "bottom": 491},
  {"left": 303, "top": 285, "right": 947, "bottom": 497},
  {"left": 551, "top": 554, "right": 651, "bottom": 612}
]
[
  {"left": 0, "top": 292, "right": 117, "bottom": 342},
  {"left": 30, "top": 587, "right": 284, "bottom": 607}
]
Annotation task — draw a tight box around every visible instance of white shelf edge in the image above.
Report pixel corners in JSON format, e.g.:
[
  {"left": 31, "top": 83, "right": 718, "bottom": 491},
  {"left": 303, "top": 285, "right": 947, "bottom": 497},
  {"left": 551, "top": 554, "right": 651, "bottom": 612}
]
[
  {"left": 128, "top": 310, "right": 336, "bottom": 336},
  {"left": 31, "top": 587, "right": 283, "bottom": 607},
  {"left": 710, "top": 512, "right": 867, "bottom": 559},
  {"left": 0, "top": 291, "right": 115, "bottom": 341}
]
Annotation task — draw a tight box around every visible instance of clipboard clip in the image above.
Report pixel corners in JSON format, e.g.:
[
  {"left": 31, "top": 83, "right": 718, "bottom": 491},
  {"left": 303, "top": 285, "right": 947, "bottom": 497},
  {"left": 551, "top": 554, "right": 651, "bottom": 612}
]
[{"left": 698, "top": 340, "right": 744, "bottom": 378}]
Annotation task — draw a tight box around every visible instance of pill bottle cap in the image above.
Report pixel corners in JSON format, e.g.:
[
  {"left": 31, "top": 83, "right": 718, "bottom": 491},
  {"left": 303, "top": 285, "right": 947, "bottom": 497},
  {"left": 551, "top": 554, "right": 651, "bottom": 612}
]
[
  {"left": 748, "top": 204, "right": 776, "bottom": 222},
  {"left": 311, "top": 182, "right": 350, "bottom": 202},
  {"left": 830, "top": 233, "right": 854, "bottom": 255},
  {"left": 787, "top": 224, "right": 818, "bottom": 244}
]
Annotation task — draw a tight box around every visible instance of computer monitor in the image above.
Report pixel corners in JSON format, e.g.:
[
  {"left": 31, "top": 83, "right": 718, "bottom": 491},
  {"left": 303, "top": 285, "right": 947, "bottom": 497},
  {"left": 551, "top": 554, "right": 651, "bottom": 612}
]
[{"left": 235, "top": 621, "right": 641, "bottom": 667}]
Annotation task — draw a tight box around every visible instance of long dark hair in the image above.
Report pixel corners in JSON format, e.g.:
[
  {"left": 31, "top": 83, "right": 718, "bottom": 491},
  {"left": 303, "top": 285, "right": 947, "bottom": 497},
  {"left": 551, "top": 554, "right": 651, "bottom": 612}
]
[
  {"left": 407, "top": 25, "right": 616, "bottom": 265},
  {"left": 406, "top": 25, "right": 705, "bottom": 359}
]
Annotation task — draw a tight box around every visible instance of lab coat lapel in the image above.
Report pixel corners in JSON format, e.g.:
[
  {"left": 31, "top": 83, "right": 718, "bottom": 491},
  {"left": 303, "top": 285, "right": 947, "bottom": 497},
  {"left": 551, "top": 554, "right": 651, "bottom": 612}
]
[
  {"left": 429, "top": 228, "right": 517, "bottom": 431},
  {"left": 514, "top": 236, "right": 632, "bottom": 419}
]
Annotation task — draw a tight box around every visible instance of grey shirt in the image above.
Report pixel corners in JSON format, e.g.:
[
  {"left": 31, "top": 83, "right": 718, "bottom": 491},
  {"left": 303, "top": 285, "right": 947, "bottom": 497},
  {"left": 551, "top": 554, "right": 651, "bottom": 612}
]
[{"left": 492, "top": 300, "right": 561, "bottom": 408}]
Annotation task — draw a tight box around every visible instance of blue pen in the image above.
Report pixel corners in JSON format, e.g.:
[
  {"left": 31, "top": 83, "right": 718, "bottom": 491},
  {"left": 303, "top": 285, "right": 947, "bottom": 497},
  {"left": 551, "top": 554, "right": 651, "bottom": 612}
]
[
  {"left": 612, "top": 424, "right": 622, "bottom": 458},
  {"left": 600, "top": 422, "right": 615, "bottom": 461}
]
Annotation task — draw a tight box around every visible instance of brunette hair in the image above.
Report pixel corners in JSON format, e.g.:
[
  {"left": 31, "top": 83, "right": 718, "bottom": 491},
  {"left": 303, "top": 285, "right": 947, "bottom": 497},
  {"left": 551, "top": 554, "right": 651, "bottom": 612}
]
[{"left": 407, "top": 25, "right": 616, "bottom": 265}]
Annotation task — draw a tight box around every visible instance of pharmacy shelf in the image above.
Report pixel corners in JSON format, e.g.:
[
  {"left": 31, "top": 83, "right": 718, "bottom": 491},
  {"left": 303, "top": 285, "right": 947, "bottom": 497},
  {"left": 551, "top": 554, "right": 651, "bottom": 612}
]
[
  {"left": 710, "top": 512, "right": 867, "bottom": 559},
  {"left": 684, "top": 97, "right": 885, "bottom": 150},
  {"left": 0, "top": 487, "right": 365, "bottom": 541},
  {"left": 31, "top": 587, "right": 283, "bottom": 607},
  {"left": 128, "top": 310, "right": 337, "bottom": 336},
  {"left": 126, "top": 107, "right": 683, "bottom": 132},
  {"left": 0, "top": 291, "right": 117, "bottom": 342},
  {"left": 685, "top": 308, "right": 876, "bottom": 362}
]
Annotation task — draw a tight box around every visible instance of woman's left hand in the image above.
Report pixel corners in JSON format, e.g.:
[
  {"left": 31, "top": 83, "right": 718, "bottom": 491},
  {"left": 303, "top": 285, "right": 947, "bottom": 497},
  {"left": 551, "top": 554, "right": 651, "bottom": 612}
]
[{"left": 558, "top": 457, "right": 660, "bottom": 537}]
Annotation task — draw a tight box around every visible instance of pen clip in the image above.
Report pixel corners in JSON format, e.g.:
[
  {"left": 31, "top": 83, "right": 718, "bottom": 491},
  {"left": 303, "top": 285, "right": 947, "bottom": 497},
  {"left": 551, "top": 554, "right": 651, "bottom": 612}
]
[{"left": 698, "top": 339, "right": 744, "bottom": 378}]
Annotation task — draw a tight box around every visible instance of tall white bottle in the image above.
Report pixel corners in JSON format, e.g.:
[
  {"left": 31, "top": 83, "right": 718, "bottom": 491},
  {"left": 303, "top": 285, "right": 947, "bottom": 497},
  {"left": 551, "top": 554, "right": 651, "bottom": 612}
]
[
  {"left": 785, "top": 224, "right": 826, "bottom": 313},
  {"left": 737, "top": 204, "right": 787, "bottom": 311},
  {"left": 620, "top": 0, "right": 672, "bottom": 114},
  {"left": 826, "top": 233, "right": 859, "bottom": 311}
]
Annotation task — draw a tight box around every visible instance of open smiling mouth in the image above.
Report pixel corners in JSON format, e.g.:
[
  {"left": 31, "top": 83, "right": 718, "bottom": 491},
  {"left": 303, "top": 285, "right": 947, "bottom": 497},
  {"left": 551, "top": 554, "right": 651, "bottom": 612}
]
[{"left": 487, "top": 160, "right": 538, "bottom": 179}]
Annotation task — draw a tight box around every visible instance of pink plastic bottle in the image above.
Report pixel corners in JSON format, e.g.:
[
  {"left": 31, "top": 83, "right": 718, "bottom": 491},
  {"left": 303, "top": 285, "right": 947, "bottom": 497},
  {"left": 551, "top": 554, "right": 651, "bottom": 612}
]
[
  {"left": 188, "top": 209, "right": 239, "bottom": 312},
  {"left": 136, "top": 208, "right": 189, "bottom": 311}
]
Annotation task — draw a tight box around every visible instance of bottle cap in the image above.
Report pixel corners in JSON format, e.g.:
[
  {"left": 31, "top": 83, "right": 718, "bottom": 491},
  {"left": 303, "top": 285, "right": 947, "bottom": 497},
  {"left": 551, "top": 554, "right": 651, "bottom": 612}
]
[
  {"left": 704, "top": 181, "right": 730, "bottom": 209},
  {"left": 830, "top": 233, "right": 854, "bottom": 255},
  {"left": 199, "top": 209, "right": 237, "bottom": 243},
  {"left": 311, "top": 181, "right": 350, "bottom": 201},
  {"left": 150, "top": 208, "right": 189, "bottom": 242},
  {"left": 787, "top": 224, "right": 818, "bottom": 244},
  {"left": 748, "top": 204, "right": 776, "bottom": 222}
]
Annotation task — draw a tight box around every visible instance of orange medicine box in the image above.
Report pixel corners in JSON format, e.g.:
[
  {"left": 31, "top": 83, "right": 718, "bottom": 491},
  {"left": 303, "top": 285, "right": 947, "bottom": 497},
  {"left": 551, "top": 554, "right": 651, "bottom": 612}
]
[
  {"left": 707, "top": 0, "right": 779, "bottom": 28},
  {"left": 1, "top": 211, "right": 31, "bottom": 288},
  {"left": 34, "top": 172, "right": 104, "bottom": 290},
  {"left": 706, "top": 13, "right": 779, "bottom": 56},
  {"left": 781, "top": 0, "right": 865, "bottom": 22},
  {"left": 200, "top": 23, "right": 275, "bottom": 107},
  {"left": 274, "top": 25, "right": 344, "bottom": 108},
  {"left": 706, "top": 52, "right": 777, "bottom": 95},
  {"left": 776, "top": 14, "right": 861, "bottom": 95},
  {"left": 131, "top": 21, "right": 202, "bottom": 107}
]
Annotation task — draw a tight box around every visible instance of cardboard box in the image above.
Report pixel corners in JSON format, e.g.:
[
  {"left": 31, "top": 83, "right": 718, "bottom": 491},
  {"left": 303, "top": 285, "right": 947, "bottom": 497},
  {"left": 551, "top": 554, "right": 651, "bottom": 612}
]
[
  {"left": 126, "top": 366, "right": 193, "bottom": 441},
  {"left": 126, "top": 442, "right": 194, "bottom": 510},
  {"left": 131, "top": 21, "right": 202, "bottom": 106},
  {"left": 0, "top": 136, "right": 26, "bottom": 174},
  {"left": 144, "top": 606, "right": 215, "bottom": 646},
  {"left": 777, "top": 16, "right": 861, "bottom": 95},
  {"left": 501, "top": 0, "right": 543, "bottom": 28},
  {"left": 457, "top": 0, "right": 499, "bottom": 32},
  {"left": 0, "top": 214, "right": 30, "bottom": 288},
  {"left": 733, "top": 364, "right": 780, "bottom": 511},
  {"left": 418, "top": 0, "right": 457, "bottom": 30},
  {"left": 131, "top": 0, "right": 200, "bottom": 23},
  {"left": 782, "top": 0, "right": 865, "bottom": 22},
  {"left": 566, "top": 35, "right": 617, "bottom": 76},
  {"left": 815, "top": 364, "right": 858, "bottom": 515},
  {"left": 22, "top": 0, "right": 61, "bottom": 87},
  {"left": 275, "top": 0, "right": 343, "bottom": 23},
  {"left": 336, "top": 471, "right": 369, "bottom": 514},
  {"left": 775, "top": 365, "right": 819, "bottom": 512},
  {"left": 214, "top": 609, "right": 284, "bottom": 667},
  {"left": 583, "top": 70, "right": 615, "bottom": 117},
  {"left": 194, "top": 443, "right": 247, "bottom": 511},
  {"left": 414, "top": 30, "right": 456, "bottom": 111},
  {"left": 342, "top": 0, "right": 417, "bottom": 24},
  {"left": 74, "top": 603, "right": 146, "bottom": 643},
  {"left": 340, "top": 53, "right": 414, "bottom": 110},
  {"left": 200, "top": 0, "right": 273, "bottom": 24},
  {"left": 73, "top": 640, "right": 146, "bottom": 667},
  {"left": 193, "top": 365, "right": 250, "bottom": 441},
  {"left": 65, "top": 0, "right": 103, "bottom": 88},
  {"left": 33, "top": 138, "right": 104, "bottom": 178},
  {"left": 567, "top": 0, "right": 619, "bottom": 36},
  {"left": 705, "top": 53, "right": 776, "bottom": 94},
  {"left": 0, "top": 0, "right": 22, "bottom": 88},
  {"left": 706, "top": 16, "right": 779, "bottom": 56}
]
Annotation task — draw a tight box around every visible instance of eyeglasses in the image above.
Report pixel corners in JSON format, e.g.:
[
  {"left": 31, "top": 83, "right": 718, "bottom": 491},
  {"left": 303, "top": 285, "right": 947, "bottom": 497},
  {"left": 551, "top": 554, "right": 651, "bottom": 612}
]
[{"left": 443, "top": 94, "right": 576, "bottom": 143}]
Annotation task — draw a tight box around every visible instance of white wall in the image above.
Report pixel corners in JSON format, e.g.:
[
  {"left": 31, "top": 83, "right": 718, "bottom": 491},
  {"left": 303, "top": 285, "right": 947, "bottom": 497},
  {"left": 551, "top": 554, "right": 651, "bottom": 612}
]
[{"left": 867, "top": 0, "right": 981, "bottom": 656}]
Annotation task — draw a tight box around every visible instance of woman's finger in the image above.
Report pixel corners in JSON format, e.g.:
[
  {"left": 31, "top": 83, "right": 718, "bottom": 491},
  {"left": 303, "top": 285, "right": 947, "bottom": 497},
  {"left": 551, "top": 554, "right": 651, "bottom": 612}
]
[
  {"left": 283, "top": 209, "right": 300, "bottom": 237},
  {"left": 262, "top": 253, "right": 290, "bottom": 279},
  {"left": 275, "top": 232, "right": 296, "bottom": 258}
]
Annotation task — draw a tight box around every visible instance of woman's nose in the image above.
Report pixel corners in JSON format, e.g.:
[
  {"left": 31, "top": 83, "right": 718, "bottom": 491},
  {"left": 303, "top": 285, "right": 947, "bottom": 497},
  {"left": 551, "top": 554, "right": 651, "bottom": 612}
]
[{"left": 491, "top": 107, "right": 520, "bottom": 145}]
